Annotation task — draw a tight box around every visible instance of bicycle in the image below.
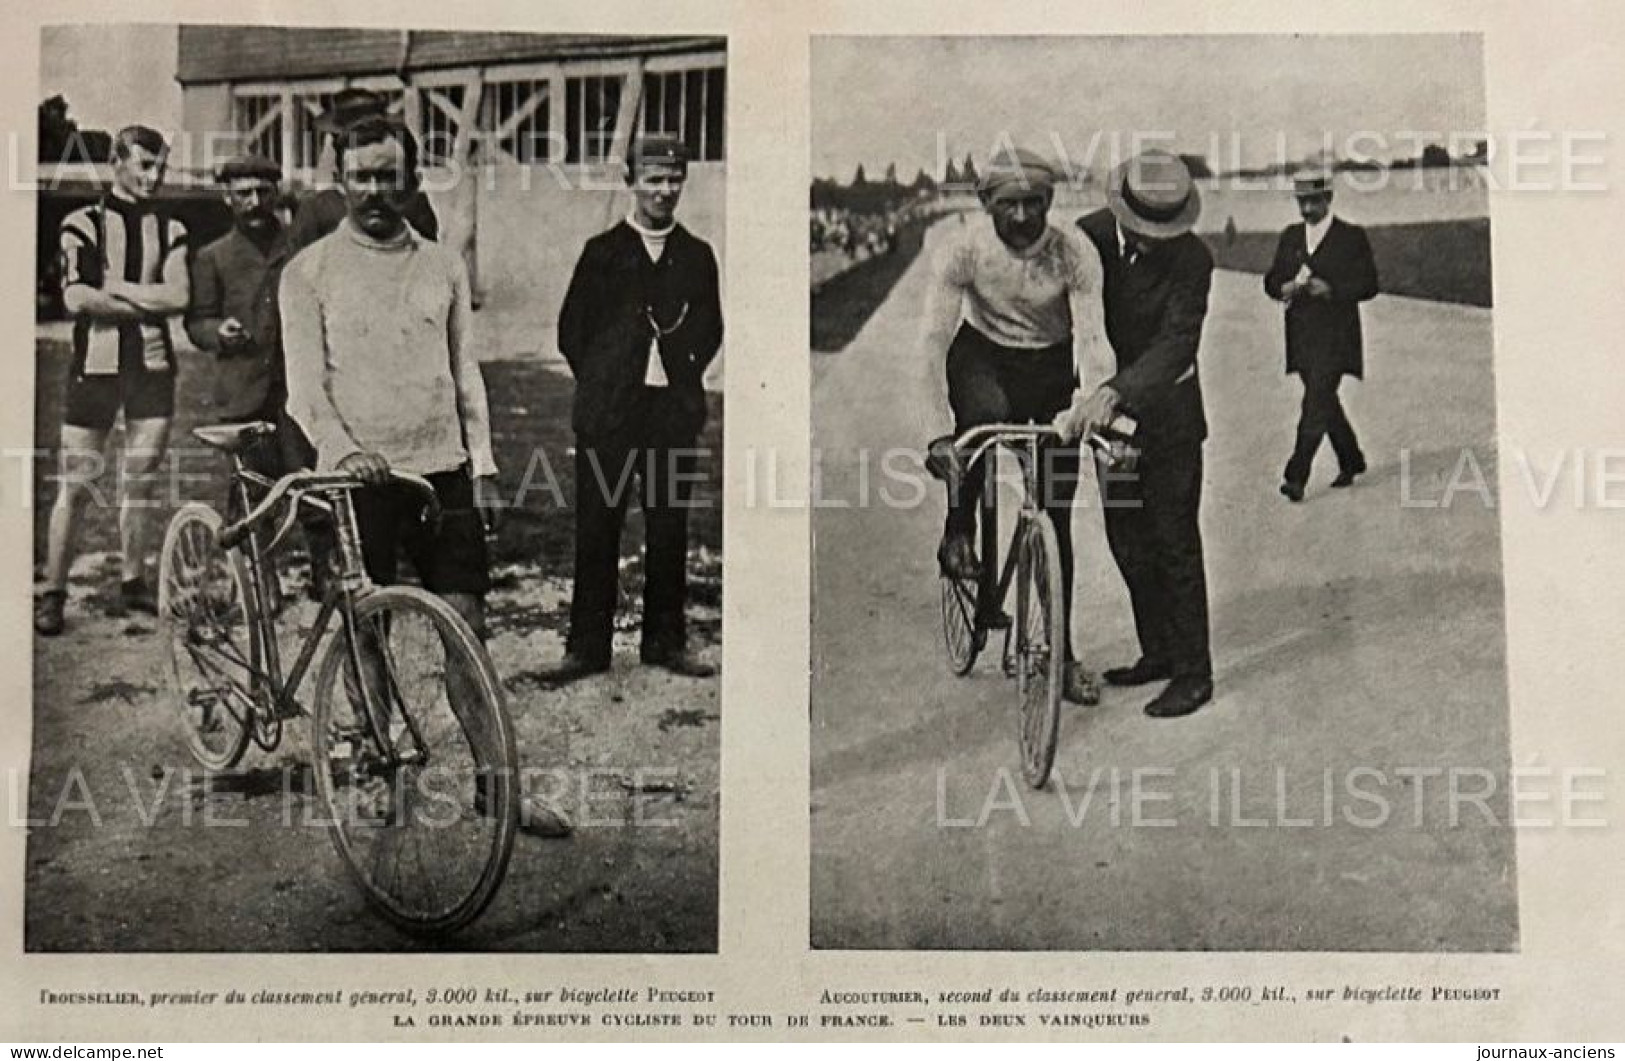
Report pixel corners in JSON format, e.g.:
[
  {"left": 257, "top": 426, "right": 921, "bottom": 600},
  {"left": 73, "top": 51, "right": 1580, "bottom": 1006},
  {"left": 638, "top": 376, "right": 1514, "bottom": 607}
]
[
  {"left": 931, "top": 417, "right": 1138, "bottom": 789},
  {"left": 156, "top": 421, "right": 518, "bottom": 935}
]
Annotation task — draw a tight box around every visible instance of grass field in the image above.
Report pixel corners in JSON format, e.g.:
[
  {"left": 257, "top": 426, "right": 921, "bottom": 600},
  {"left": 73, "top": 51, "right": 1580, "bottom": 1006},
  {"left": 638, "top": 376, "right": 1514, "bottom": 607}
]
[
  {"left": 1206, "top": 218, "right": 1493, "bottom": 307},
  {"left": 30, "top": 339, "right": 724, "bottom": 585}
]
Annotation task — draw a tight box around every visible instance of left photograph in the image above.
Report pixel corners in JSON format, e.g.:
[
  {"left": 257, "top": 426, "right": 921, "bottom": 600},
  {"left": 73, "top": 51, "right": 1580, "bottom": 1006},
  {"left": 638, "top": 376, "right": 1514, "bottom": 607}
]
[{"left": 28, "top": 24, "right": 725, "bottom": 951}]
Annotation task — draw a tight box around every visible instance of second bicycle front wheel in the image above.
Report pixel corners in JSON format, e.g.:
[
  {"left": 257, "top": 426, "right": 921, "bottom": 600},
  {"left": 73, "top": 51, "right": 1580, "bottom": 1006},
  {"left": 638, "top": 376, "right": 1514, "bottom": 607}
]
[
  {"left": 1014, "top": 512, "right": 1065, "bottom": 789},
  {"left": 311, "top": 586, "right": 518, "bottom": 936}
]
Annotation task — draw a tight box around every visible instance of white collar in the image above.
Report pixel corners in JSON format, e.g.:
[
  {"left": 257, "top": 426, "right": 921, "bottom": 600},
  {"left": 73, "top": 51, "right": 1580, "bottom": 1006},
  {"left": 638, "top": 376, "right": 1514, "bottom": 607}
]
[{"left": 626, "top": 213, "right": 676, "bottom": 240}]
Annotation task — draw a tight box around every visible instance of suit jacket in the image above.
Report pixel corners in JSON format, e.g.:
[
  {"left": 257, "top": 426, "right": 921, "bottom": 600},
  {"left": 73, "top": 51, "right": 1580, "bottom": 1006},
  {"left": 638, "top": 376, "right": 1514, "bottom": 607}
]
[
  {"left": 557, "top": 221, "right": 723, "bottom": 440},
  {"left": 187, "top": 225, "right": 288, "bottom": 420},
  {"left": 1263, "top": 215, "right": 1379, "bottom": 378},
  {"left": 1076, "top": 208, "right": 1214, "bottom": 450}
]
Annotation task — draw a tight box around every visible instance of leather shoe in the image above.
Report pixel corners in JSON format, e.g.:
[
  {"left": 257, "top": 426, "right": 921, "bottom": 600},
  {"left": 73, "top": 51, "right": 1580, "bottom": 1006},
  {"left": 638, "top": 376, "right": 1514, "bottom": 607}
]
[
  {"left": 34, "top": 590, "right": 66, "bottom": 637},
  {"left": 1102, "top": 658, "right": 1172, "bottom": 686},
  {"left": 1144, "top": 677, "right": 1214, "bottom": 719},
  {"left": 1062, "top": 661, "right": 1100, "bottom": 706},
  {"left": 936, "top": 529, "right": 981, "bottom": 581},
  {"left": 1279, "top": 481, "right": 1305, "bottom": 503},
  {"left": 539, "top": 652, "right": 610, "bottom": 685},
  {"left": 1331, "top": 457, "right": 1367, "bottom": 489},
  {"left": 642, "top": 647, "right": 717, "bottom": 679}
]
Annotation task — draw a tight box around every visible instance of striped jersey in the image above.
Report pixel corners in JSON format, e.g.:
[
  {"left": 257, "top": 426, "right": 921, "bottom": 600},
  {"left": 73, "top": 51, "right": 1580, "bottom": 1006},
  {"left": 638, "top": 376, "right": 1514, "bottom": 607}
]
[{"left": 58, "top": 195, "right": 188, "bottom": 376}]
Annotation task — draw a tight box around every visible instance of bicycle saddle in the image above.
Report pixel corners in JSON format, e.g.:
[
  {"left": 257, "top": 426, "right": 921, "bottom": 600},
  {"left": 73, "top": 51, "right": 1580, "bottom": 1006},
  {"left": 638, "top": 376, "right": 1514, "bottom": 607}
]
[{"left": 192, "top": 421, "right": 275, "bottom": 453}]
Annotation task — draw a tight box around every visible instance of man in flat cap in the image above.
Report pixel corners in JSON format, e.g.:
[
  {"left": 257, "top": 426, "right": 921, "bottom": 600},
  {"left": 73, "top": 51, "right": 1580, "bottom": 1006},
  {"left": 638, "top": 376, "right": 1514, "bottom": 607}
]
[
  {"left": 1264, "top": 170, "right": 1379, "bottom": 501},
  {"left": 917, "top": 145, "right": 1115, "bottom": 706},
  {"left": 37, "top": 124, "right": 188, "bottom": 636},
  {"left": 187, "top": 155, "right": 290, "bottom": 436},
  {"left": 544, "top": 135, "right": 724, "bottom": 683},
  {"left": 188, "top": 155, "right": 333, "bottom": 595},
  {"left": 1061, "top": 149, "right": 1216, "bottom": 718}
]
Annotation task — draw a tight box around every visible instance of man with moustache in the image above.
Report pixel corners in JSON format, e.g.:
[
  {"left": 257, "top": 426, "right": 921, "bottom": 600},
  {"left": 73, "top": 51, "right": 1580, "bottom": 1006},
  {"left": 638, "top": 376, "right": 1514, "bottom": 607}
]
[
  {"left": 543, "top": 135, "right": 724, "bottom": 683},
  {"left": 917, "top": 146, "right": 1114, "bottom": 707},
  {"left": 280, "top": 116, "right": 567, "bottom": 837},
  {"left": 37, "top": 125, "right": 189, "bottom": 636},
  {"left": 280, "top": 116, "right": 495, "bottom": 636},
  {"left": 1264, "top": 170, "right": 1380, "bottom": 502},
  {"left": 1061, "top": 150, "right": 1216, "bottom": 719}
]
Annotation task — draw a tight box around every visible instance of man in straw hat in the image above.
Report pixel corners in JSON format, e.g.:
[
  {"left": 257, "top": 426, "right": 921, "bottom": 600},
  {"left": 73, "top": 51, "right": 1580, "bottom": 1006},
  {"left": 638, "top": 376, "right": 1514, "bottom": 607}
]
[
  {"left": 918, "top": 145, "right": 1115, "bottom": 707},
  {"left": 1264, "top": 169, "right": 1379, "bottom": 502},
  {"left": 1060, "top": 149, "right": 1215, "bottom": 718}
]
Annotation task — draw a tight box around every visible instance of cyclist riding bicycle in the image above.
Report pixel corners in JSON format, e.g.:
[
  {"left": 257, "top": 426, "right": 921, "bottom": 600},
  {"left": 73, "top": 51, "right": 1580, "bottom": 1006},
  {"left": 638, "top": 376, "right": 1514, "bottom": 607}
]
[{"left": 916, "top": 146, "right": 1114, "bottom": 706}]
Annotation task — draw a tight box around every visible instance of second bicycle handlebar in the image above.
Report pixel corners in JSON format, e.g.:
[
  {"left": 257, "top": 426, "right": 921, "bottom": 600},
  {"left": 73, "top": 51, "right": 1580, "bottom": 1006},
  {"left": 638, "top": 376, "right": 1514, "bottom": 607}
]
[{"left": 219, "top": 469, "right": 441, "bottom": 552}]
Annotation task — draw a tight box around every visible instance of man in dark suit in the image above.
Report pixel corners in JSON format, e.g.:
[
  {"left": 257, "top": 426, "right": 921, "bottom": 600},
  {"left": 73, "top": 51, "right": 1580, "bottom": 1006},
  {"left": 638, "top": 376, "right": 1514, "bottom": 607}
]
[
  {"left": 544, "top": 136, "right": 724, "bottom": 682},
  {"left": 1060, "top": 150, "right": 1216, "bottom": 718},
  {"left": 1264, "top": 170, "right": 1380, "bottom": 501}
]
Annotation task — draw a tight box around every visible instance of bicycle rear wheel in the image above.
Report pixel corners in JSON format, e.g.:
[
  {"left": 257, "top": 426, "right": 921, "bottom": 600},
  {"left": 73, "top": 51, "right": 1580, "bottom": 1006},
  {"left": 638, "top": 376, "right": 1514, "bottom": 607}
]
[
  {"left": 157, "top": 504, "right": 258, "bottom": 770},
  {"left": 311, "top": 586, "right": 518, "bottom": 936},
  {"left": 1014, "top": 512, "right": 1065, "bottom": 789}
]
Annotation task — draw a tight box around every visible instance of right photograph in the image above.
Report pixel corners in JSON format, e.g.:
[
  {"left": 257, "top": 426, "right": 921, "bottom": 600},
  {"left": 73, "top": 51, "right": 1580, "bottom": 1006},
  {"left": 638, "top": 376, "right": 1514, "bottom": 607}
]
[{"left": 809, "top": 34, "right": 1514, "bottom": 951}]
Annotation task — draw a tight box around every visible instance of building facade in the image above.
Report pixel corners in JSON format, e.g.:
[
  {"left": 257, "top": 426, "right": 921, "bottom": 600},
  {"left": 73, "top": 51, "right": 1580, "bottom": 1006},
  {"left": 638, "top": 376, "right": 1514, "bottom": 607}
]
[{"left": 175, "top": 28, "right": 726, "bottom": 351}]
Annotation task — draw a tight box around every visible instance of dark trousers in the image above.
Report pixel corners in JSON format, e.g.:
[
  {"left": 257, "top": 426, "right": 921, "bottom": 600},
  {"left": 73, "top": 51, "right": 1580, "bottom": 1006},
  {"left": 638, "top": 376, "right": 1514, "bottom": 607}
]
[
  {"left": 943, "top": 325, "right": 1081, "bottom": 640},
  {"left": 1099, "top": 441, "right": 1212, "bottom": 680},
  {"left": 566, "top": 390, "right": 700, "bottom": 663},
  {"left": 1284, "top": 369, "right": 1363, "bottom": 487}
]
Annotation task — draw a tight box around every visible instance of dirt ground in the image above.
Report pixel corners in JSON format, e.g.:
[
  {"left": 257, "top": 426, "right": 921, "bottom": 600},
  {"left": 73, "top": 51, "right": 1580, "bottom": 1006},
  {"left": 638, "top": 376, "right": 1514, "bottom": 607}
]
[{"left": 26, "top": 342, "right": 721, "bottom": 952}]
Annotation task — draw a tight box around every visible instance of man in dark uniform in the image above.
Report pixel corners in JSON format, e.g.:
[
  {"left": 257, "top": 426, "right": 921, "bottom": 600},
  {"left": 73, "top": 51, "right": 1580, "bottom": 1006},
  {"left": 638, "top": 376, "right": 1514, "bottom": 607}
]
[
  {"left": 544, "top": 135, "right": 724, "bottom": 682},
  {"left": 1264, "top": 170, "right": 1380, "bottom": 501},
  {"left": 1060, "top": 150, "right": 1216, "bottom": 718}
]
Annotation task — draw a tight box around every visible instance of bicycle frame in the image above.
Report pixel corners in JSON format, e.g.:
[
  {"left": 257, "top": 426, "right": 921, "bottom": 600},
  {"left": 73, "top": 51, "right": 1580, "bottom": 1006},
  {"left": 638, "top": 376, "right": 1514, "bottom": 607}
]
[
  {"left": 218, "top": 456, "right": 437, "bottom": 769},
  {"left": 953, "top": 424, "right": 1059, "bottom": 624}
]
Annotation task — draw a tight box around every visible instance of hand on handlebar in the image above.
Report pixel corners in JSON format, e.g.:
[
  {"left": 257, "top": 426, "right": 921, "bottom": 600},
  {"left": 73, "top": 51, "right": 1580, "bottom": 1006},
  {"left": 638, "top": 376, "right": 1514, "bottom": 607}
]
[
  {"left": 1053, "top": 386, "right": 1120, "bottom": 444},
  {"left": 338, "top": 451, "right": 392, "bottom": 486}
]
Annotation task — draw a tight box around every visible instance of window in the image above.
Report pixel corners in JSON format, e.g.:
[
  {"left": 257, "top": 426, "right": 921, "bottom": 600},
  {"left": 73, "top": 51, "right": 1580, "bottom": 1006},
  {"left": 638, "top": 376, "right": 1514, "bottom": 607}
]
[
  {"left": 290, "top": 92, "right": 336, "bottom": 169},
  {"left": 416, "top": 84, "right": 466, "bottom": 166},
  {"left": 233, "top": 94, "right": 284, "bottom": 166},
  {"left": 642, "top": 65, "right": 725, "bottom": 162},
  {"left": 479, "top": 78, "right": 552, "bottom": 163},
  {"left": 565, "top": 74, "right": 623, "bottom": 164}
]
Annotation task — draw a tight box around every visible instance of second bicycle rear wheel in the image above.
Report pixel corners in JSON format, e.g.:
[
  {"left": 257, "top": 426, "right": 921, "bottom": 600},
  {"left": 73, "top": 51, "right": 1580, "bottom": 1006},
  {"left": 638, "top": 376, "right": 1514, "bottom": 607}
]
[
  {"left": 311, "top": 586, "right": 518, "bottom": 936},
  {"left": 1014, "top": 512, "right": 1065, "bottom": 789}
]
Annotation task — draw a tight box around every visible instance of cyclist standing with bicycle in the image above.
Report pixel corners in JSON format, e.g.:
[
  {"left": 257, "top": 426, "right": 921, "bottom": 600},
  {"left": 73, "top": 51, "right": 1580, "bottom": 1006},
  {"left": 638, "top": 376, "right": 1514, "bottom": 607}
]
[
  {"left": 279, "top": 116, "right": 496, "bottom": 636},
  {"left": 917, "top": 146, "right": 1114, "bottom": 706}
]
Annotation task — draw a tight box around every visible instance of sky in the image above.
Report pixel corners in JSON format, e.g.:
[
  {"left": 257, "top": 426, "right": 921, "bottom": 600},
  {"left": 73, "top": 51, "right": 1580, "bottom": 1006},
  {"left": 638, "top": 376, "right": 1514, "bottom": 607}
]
[
  {"left": 812, "top": 35, "right": 1488, "bottom": 181},
  {"left": 40, "top": 25, "right": 182, "bottom": 134}
]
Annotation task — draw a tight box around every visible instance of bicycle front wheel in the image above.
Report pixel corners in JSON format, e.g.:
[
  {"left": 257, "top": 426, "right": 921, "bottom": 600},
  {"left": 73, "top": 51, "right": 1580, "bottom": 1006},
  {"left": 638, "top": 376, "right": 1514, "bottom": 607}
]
[
  {"left": 157, "top": 504, "right": 258, "bottom": 771},
  {"left": 1014, "top": 511, "right": 1065, "bottom": 789},
  {"left": 939, "top": 574, "right": 983, "bottom": 676},
  {"left": 311, "top": 586, "right": 518, "bottom": 936}
]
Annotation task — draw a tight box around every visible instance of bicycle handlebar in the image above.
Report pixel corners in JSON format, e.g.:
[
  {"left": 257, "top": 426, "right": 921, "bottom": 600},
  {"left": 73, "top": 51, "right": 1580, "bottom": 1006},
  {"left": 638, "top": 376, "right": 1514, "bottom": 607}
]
[{"left": 219, "top": 469, "right": 441, "bottom": 552}]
